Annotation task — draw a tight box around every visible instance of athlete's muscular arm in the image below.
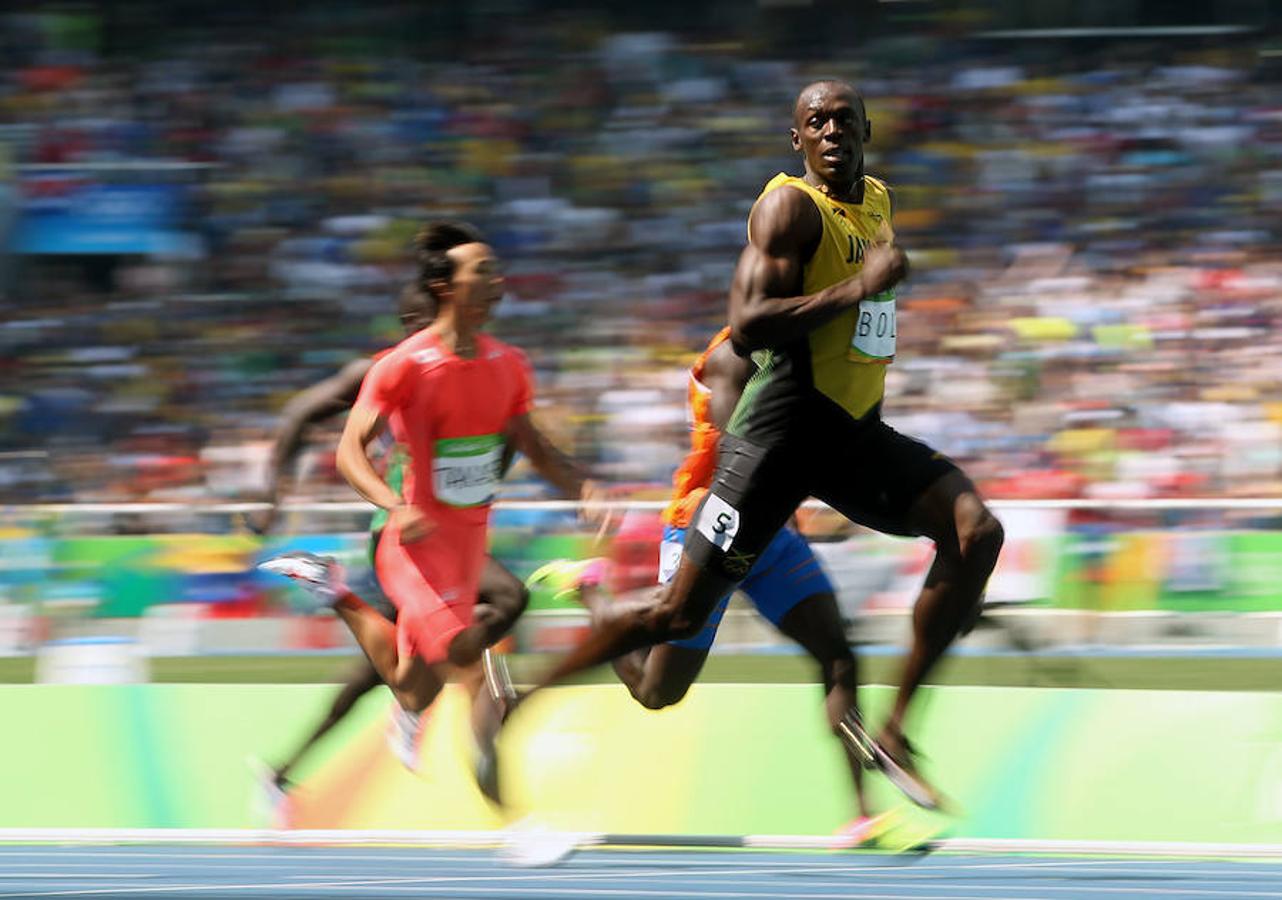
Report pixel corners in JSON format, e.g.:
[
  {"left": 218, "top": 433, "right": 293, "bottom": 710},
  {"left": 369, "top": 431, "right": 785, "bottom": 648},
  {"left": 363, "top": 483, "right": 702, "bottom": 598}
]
[
  {"left": 701, "top": 339, "right": 754, "bottom": 431},
  {"left": 507, "top": 413, "right": 590, "bottom": 500},
  {"left": 728, "top": 185, "right": 907, "bottom": 352}
]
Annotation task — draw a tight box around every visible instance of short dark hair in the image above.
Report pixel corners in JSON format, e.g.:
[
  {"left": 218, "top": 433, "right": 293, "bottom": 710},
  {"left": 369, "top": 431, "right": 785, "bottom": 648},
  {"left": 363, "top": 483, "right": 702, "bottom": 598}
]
[{"left": 413, "top": 221, "right": 484, "bottom": 300}]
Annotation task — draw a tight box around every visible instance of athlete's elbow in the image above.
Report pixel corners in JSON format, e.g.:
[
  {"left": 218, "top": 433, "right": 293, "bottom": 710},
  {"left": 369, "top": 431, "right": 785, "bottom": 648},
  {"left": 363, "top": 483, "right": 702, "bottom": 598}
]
[{"left": 730, "top": 308, "right": 768, "bottom": 352}]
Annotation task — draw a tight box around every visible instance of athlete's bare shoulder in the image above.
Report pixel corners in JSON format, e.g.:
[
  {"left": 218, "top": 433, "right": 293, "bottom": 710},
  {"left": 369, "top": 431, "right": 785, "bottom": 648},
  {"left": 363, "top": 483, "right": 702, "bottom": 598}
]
[{"left": 748, "top": 182, "right": 823, "bottom": 260}]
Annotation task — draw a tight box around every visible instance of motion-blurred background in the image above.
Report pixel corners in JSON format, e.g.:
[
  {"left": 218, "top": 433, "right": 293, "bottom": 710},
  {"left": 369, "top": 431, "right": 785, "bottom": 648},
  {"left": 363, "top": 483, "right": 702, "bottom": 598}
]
[{"left": 2, "top": 0, "right": 1282, "bottom": 677}]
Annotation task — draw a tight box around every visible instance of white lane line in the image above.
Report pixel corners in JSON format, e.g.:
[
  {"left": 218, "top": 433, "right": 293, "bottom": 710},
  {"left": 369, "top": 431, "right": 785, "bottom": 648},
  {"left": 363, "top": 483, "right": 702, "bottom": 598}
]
[
  {"left": 262, "top": 875, "right": 1282, "bottom": 897},
  {"left": 2, "top": 832, "right": 1280, "bottom": 860},
  {"left": 166, "top": 885, "right": 1282, "bottom": 900},
  {"left": 0, "top": 852, "right": 500, "bottom": 863},
  {"left": 1, "top": 850, "right": 1268, "bottom": 874},
  {"left": 0, "top": 887, "right": 1052, "bottom": 900},
  {"left": 0, "top": 877, "right": 428, "bottom": 898},
  {"left": 0, "top": 877, "right": 159, "bottom": 881},
  {"left": 2, "top": 850, "right": 1279, "bottom": 877},
  {"left": 225, "top": 875, "right": 1282, "bottom": 899}
]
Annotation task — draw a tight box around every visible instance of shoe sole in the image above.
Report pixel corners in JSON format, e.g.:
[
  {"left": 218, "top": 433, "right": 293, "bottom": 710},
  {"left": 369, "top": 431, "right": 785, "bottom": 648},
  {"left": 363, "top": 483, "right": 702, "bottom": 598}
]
[
  {"left": 836, "top": 712, "right": 877, "bottom": 768},
  {"left": 483, "top": 649, "right": 518, "bottom": 704},
  {"left": 867, "top": 743, "right": 941, "bottom": 811},
  {"left": 838, "top": 713, "right": 940, "bottom": 811},
  {"left": 258, "top": 559, "right": 329, "bottom": 585}
]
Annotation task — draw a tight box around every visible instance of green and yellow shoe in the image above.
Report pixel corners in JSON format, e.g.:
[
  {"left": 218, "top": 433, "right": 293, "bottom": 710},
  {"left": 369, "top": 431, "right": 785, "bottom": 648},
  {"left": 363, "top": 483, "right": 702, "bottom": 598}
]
[{"left": 524, "top": 558, "right": 608, "bottom": 606}]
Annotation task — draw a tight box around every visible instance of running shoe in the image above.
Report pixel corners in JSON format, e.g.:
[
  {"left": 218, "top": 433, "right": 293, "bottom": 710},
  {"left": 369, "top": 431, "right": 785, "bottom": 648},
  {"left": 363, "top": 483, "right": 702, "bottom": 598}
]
[
  {"left": 500, "top": 818, "right": 586, "bottom": 867},
  {"left": 835, "top": 707, "right": 877, "bottom": 767},
  {"left": 838, "top": 710, "right": 942, "bottom": 811},
  {"left": 483, "top": 647, "right": 519, "bottom": 707},
  {"left": 831, "top": 811, "right": 894, "bottom": 849},
  {"left": 385, "top": 705, "right": 425, "bottom": 773},
  {"left": 258, "top": 551, "right": 346, "bottom": 612},
  {"left": 248, "top": 757, "right": 292, "bottom": 830},
  {"left": 524, "top": 558, "right": 609, "bottom": 605}
]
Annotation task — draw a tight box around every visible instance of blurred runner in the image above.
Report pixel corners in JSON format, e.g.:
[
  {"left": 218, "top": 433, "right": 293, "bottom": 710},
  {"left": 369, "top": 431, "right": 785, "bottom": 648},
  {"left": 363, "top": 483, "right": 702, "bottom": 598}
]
[
  {"left": 266, "top": 221, "right": 595, "bottom": 805},
  {"left": 250, "top": 285, "right": 529, "bottom": 822}
]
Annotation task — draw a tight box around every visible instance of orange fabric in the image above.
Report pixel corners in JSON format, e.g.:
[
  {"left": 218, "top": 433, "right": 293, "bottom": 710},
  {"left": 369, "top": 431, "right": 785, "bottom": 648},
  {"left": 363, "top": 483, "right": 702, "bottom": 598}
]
[{"left": 661, "top": 327, "right": 732, "bottom": 528}]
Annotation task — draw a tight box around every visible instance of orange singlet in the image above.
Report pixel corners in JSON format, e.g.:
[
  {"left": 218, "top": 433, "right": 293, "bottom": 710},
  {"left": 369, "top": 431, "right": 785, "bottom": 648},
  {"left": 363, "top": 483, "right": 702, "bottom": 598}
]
[{"left": 661, "top": 326, "right": 732, "bottom": 530}]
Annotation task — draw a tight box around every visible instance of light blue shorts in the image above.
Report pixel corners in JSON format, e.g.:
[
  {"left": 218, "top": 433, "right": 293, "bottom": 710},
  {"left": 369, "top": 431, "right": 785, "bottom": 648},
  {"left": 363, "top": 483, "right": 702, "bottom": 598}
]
[{"left": 660, "top": 524, "right": 834, "bottom": 651}]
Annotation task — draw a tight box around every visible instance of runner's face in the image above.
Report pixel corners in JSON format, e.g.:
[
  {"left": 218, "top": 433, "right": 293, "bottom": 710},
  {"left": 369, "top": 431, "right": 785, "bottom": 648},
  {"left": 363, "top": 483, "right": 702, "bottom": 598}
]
[
  {"left": 400, "top": 291, "right": 434, "bottom": 335},
  {"left": 791, "top": 86, "right": 864, "bottom": 188},
  {"left": 445, "top": 242, "right": 504, "bottom": 329}
]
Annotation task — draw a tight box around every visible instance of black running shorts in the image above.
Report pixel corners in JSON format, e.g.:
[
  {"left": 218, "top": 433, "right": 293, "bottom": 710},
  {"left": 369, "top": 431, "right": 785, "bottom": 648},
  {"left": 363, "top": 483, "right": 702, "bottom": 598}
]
[{"left": 684, "top": 413, "right": 959, "bottom": 581}]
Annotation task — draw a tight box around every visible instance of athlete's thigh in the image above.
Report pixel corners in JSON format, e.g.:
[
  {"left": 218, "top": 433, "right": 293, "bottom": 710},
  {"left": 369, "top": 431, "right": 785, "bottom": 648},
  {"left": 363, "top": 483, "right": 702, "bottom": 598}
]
[
  {"left": 738, "top": 526, "right": 836, "bottom": 630},
  {"left": 812, "top": 418, "right": 958, "bottom": 537},
  {"left": 661, "top": 524, "right": 732, "bottom": 650},
  {"left": 683, "top": 433, "right": 809, "bottom": 583},
  {"left": 376, "top": 523, "right": 485, "bottom": 664},
  {"left": 903, "top": 467, "right": 988, "bottom": 553}
]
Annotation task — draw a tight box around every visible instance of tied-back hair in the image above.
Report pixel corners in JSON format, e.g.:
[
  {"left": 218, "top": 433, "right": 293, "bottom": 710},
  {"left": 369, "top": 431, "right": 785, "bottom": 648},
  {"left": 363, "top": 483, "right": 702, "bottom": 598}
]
[{"left": 413, "top": 221, "right": 484, "bottom": 300}]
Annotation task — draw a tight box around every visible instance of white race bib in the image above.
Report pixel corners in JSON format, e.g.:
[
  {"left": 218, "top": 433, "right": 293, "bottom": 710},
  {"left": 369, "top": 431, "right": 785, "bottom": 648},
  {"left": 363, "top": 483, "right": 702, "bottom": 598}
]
[
  {"left": 849, "top": 290, "right": 896, "bottom": 361},
  {"left": 433, "top": 434, "right": 503, "bottom": 508},
  {"left": 696, "top": 493, "right": 741, "bottom": 551},
  {"left": 657, "top": 539, "right": 683, "bottom": 585}
]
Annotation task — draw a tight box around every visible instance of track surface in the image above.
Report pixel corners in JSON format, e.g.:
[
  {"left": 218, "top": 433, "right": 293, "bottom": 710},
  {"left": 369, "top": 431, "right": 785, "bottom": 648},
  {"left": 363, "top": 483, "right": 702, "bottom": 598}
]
[{"left": 0, "top": 845, "right": 1277, "bottom": 899}]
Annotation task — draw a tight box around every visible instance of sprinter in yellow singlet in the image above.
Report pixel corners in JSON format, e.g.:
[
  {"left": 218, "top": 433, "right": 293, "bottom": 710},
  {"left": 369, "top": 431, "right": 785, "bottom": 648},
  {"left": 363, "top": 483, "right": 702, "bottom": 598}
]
[{"left": 484, "top": 82, "right": 1004, "bottom": 812}]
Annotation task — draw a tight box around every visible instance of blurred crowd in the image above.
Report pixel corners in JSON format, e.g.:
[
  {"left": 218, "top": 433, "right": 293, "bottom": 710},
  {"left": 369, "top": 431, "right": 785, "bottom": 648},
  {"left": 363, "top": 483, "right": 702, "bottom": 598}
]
[{"left": 2, "top": 3, "right": 1281, "bottom": 507}]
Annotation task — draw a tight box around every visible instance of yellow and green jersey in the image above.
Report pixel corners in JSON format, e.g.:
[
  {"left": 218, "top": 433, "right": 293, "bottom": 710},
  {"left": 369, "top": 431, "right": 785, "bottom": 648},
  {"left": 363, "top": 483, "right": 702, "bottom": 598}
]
[{"left": 727, "top": 173, "right": 896, "bottom": 444}]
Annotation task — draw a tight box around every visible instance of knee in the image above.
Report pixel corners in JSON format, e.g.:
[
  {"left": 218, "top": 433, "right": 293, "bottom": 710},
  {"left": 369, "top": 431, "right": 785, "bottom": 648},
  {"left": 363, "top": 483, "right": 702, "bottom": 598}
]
[
  {"left": 397, "top": 681, "right": 434, "bottom": 712},
  {"left": 475, "top": 582, "right": 529, "bottom": 630},
  {"left": 489, "top": 579, "right": 530, "bottom": 621},
  {"left": 634, "top": 680, "right": 690, "bottom": 711},
  {"left": 388, "top": 668, "right": 418, "bottom": 697},
  {"left": 511, "top": 583, "right": 531, "bottom": 619},
  {"left": 446, "top": 631, "right": 485, "bottom": 668},
  {"left": 960, "top": 505, "right": 1004, "bottom": 569}
]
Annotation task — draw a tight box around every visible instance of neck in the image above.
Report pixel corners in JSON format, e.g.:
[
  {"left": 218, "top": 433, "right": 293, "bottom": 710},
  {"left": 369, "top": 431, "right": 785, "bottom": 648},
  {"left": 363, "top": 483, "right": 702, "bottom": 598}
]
[
  {"left": 804, "top": 167, "right": 864, "bottom": 204},
  {"left": 428, "top": 312, "right": 479, "bottom": 358}
]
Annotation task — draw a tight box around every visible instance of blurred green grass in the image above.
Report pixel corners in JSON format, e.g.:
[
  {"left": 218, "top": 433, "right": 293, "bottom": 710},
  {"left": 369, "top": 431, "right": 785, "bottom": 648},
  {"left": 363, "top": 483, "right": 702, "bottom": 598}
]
[{"left": 1, "top": 652, "right": 1278, "bottom": 691}]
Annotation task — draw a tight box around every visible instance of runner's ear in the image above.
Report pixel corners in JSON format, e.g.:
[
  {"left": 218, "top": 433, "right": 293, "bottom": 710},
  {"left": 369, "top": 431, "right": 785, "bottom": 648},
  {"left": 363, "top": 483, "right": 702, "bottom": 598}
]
[
  {"left": 864, "top": 118, "right": 872, "bottom": 142},
  {"left": 427, "top": 278, "right": 452, "bottom": 304}
]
